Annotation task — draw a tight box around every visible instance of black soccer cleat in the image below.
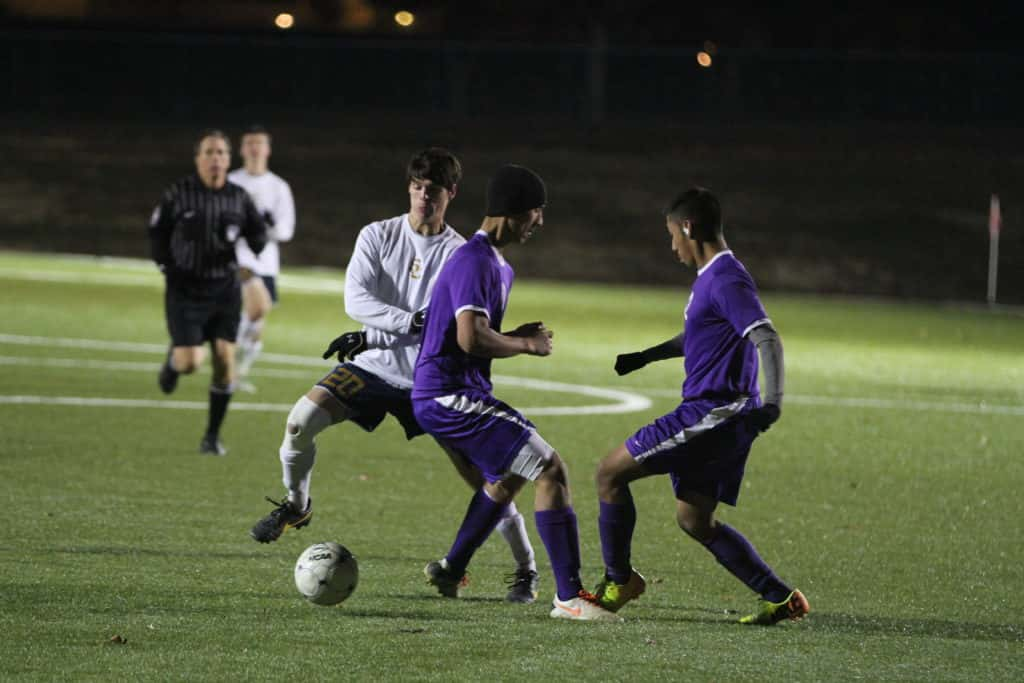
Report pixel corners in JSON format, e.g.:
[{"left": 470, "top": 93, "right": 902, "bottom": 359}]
[
  {"left": 199, "top": 433, "right": 228, "bottom": 456},
  {"left": 250, "top": 496, "right": 313, "bottom": 543},
  {"left": 423, "top": 559, "right": 469, "bottom": 598},
  {"left": 158, "top": 352, "right": 179, "bottom": 394},
  {"left": 504, "top": 568, "right": 540, "bottom": 604}
]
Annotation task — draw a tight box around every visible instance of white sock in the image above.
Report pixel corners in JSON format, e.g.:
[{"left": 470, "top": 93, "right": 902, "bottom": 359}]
[
  {"left": 237, "top": 317, "right": 265, "bottom": 377},
  {"left": 279, "top": 396, "right": 331, "bottom": 512},
  {"left": 496, "top": 501, "right": 536, "bottom": 572}
]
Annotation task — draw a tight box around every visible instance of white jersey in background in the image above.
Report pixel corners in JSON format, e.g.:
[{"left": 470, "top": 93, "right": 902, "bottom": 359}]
[
  {"left": 344, "top": 214, "right": 465, "bottom": 389},
  {"left": 228, "top": 169, "right": 296, "bottom": 276}
]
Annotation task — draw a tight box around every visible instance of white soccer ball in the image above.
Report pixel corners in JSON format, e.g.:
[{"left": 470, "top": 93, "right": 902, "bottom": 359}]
[{"left": 294, "top": 542, "right": 359, "bottom": 606}]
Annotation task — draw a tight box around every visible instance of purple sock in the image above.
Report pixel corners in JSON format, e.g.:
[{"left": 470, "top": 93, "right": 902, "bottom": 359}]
[
  {"left": 598, "top": 491, "right": 636, "bottom": 584},
  {"left": 535, "top": 507, "right": 584, "bottom": 601},
  {"left": 703, "top": 523, "right": 791, "bottom": 603},
  {"left": 444, "top": 489, "right": 507, "bottom": 574}
]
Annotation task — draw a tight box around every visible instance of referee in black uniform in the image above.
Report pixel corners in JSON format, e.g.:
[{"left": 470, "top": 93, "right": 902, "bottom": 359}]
[{"left": 149, "top": 129, "right": 268, "bottom": 455}]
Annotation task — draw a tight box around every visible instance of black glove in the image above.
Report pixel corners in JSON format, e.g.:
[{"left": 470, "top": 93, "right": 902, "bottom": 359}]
[
  {"left": 322, "top": 331, "right": 367, "bottom": 362},
  {"left": 744, "top": 404, "right": 781, "bottom": 433},
  {"left": 614, "top": 352, "right": 648, "bottom": 376},
  {"left": 261, "top": 210, "right": 276, "bottom": 227},
  {"left": 409, "top": 309, "right": 427, "bottom": 334}
]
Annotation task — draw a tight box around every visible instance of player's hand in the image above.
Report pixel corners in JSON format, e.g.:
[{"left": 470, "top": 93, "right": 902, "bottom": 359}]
[
  {"left": 744, "top": 404, "right": 781, "bottom": 433},
  {"left": 261, "top": 210, "right": 276, "bottom": 227},
  {"left": 322, "top": 331, "right": 367, "bottom": 361},
  {"left": 514, "top": 322, "right": 553, "bottom": 356},
  {"left": 409, "top": 309, "right": 427, "bottom": 335},
  {"left": 614, "top": 352, "right": 648, "bottom": 376}
]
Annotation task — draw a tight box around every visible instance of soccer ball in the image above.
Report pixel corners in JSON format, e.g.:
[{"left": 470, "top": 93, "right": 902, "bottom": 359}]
[{"left": 294, "top": 542, "right": 359, "bottom": 606}]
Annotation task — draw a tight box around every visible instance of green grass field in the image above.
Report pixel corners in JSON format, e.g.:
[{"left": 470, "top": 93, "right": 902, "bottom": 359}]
[{"left": 1, "top": 250, "right": 1022, "bottom": 681}]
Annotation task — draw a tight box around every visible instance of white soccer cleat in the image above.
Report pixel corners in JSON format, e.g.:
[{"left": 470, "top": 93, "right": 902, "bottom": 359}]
[{"left": 549, "top": 591, "right": 624, "bottom": 622}]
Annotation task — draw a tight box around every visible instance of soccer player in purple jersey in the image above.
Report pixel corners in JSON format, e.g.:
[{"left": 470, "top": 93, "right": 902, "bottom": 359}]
[
  {"left": 412, "top": 165, "right": 620, "bottom": 621},
  {"left": 592, "top": 187, "right": 810, "bottom": 625}
]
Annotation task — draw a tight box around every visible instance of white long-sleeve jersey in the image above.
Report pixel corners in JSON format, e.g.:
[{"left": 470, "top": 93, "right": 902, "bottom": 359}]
[
  {"left": 228, "top": 168, "right": 296, "bottom": 276},
  {"left": 345, "top": 214, "right": 465, "bottom": 389}
]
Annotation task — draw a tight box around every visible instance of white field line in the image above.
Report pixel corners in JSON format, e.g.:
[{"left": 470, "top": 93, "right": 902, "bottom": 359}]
[
  {"left": 4, "top": 336, "right": 1021, "bottom": 417},
  {"left": 622, "top": 387, "right": 1024, "bottom": 417},
  {"left": 0, "top": 396, "right": 291, "bottom": 412},
  {"left": 0, "top": 266, "right": 344, "bottom": 294},
  {"left": 0, "top": 355, "right": 311, "bottom": 379}
]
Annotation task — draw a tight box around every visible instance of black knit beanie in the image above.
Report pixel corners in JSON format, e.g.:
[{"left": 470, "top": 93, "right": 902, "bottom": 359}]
[{"left": 485, "top": 165, "right": 546, "bottom": 217}]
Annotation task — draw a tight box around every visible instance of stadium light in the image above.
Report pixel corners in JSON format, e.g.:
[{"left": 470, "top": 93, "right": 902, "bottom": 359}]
[
  {"left": 394, "top": 10, "right": 415, "bottom": 28},
  {"left": 275, "top": 13, "right": 295, "bottom": 30},
  {"left": 697, "top": 51, "right": 712, "bottom": 67}
]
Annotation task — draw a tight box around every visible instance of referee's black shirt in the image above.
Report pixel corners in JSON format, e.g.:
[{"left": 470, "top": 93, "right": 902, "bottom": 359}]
[{"left": 148, "top": 173, "right": 268, "bottom": 287}]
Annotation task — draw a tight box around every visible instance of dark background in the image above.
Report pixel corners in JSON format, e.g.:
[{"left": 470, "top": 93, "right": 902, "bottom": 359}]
[{"left": 1, "top": 1, "right": 1021, "bottom": 302}]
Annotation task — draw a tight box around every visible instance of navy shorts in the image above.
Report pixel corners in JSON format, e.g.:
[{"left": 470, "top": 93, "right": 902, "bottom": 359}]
[
  {"left": 625, "top": 396, "right": 758, "bottom": 506},
  {"left": 315, "top": 363, "right": 423, "bottom": 440},
  {"left": 164, "top": 278, "right": 241, "bottom": 347}
]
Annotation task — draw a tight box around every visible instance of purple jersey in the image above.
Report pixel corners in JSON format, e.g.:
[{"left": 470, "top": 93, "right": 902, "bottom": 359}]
[
  {"left": 681, "top": 251, "right": 769, "bottom": 401},
  {"left": 412, "top": 231, "right": 515, "bottom": 398}
]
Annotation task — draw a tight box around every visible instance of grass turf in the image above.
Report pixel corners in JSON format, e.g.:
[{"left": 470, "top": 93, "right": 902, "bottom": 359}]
[{"left": 0, "top": 250, "right": 1022, "bottom": 681}]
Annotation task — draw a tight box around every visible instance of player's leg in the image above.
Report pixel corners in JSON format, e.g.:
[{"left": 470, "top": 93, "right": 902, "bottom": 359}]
[
  {"left": 236, "top": 271, "right": 273, "bottom": 391},
  {"left": 437, "top": 441, "right": 538, "bottom": 602},
  {"left": 590, "top": 443, "right": 651, "bottom": 611},
  {"left": 159, "top": 286, "right": 206, "bottom": 393},
  {"left": 251, "top": 386, "right": 350, "bottom": 543},
  {"left": 676, "top": 489, "right": 808, "bottom": 625},
  {"left": 200, "top": 337, "right": 237, "bottom": 455},
  {"left": 527, "top": 444, "right": 620, "bottom": 622}
]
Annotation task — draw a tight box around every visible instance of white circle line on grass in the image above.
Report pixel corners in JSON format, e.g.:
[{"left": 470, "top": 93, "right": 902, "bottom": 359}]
[
  {"left": 0, "top": 391, "right": 651, "bottom": 417},
  {"left": 0, "top": 334, "right": 652, "bottom": 416}
]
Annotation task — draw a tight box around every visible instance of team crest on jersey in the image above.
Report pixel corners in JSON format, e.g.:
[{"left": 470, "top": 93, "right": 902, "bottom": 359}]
[
  {"left": 149, "top": 205, "right": 161, "bottom": 227},
  {"left": 684, "top": 291, "right": 694, "bottom": 321},
  {"left": 225, "top": 224, "right": 240, "bottom": 242},
  {"left": 409, "top": 257, "right": 423, "bottom": 279}
]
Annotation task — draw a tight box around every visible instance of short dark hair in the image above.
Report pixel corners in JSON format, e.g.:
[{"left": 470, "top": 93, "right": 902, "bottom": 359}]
[
  {"left": 406, "top": 147, "right": 462, "bottom": 192},
  {"left": 241, "top": 124, "right": 272, "bottom": 144},
  {"left": 664, "top": 186, "right": 722, "bottom": 241},
  {"left": 194, "top": 128, "right": 231, "bottom": 155}
]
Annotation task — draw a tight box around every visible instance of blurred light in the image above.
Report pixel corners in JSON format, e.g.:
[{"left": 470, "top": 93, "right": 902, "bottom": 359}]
[
  {"left": 394, "top": 10, "right": 415, "bottom": 27},
  {"left": 275, "top": 13, "right": 295, "bottom": 30},
  {"left": 697, "top": 51, "right": 713, "bottom": 67},
  {"left": 703, "top": 40, "right": 718, "bottom": 55}
]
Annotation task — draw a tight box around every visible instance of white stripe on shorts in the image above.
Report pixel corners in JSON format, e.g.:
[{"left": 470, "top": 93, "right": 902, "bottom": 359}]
[
  {"left": 508, "top": 431, "right": 556, "bottom": 481},
  {"left": 434, "top": 394, "right": 552, "bottom": 480},
  {"left": 633, "top": 396, "right": 750, "bottom": 463},
  {"left": 434, "top": 394, "right": 531, "bottom": 429}
]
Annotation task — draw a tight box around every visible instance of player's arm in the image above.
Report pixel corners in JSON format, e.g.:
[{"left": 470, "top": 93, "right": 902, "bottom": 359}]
[
  {"left": 147, "top": 189, "right": 175, "bottom": 272},
  {"left": 241, "top": 193, "right": 269, "bottom": 255},
  {"left": 268, "top": 180, "right": 296, "bottom": 243},
  {"left": 457, "top": 312, "right": 552, "bottom": 358},
  {"left": 747, "top": 324, "right": 784, "bottom": 407},
  {"left": 343, "top": 227, "right": 417, "bottom": 335},
  {"left": 614, "top": 332, "right": 685, "bottom": 375}
]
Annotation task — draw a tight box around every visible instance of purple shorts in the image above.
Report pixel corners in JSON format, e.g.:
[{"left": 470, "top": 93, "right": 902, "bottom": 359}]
[
  {"left": 625, "top": 396, "right": 758, "bottom": 506},
  {"left": 412, "top": 391, "right": 536, "bottom": 483}
]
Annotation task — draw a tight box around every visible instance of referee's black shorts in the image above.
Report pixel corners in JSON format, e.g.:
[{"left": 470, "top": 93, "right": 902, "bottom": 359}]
[{"left": 165, "top": 276, "right": 242, "bottom": 347}]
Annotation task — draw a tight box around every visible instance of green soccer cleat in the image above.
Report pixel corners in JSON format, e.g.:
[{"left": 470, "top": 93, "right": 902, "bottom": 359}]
[
  {"left": 592, "top": 569, "right": 647, "bottom": 612},
  {"left": 739, "top": 589, "right": 810, "bottom": 625}
]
